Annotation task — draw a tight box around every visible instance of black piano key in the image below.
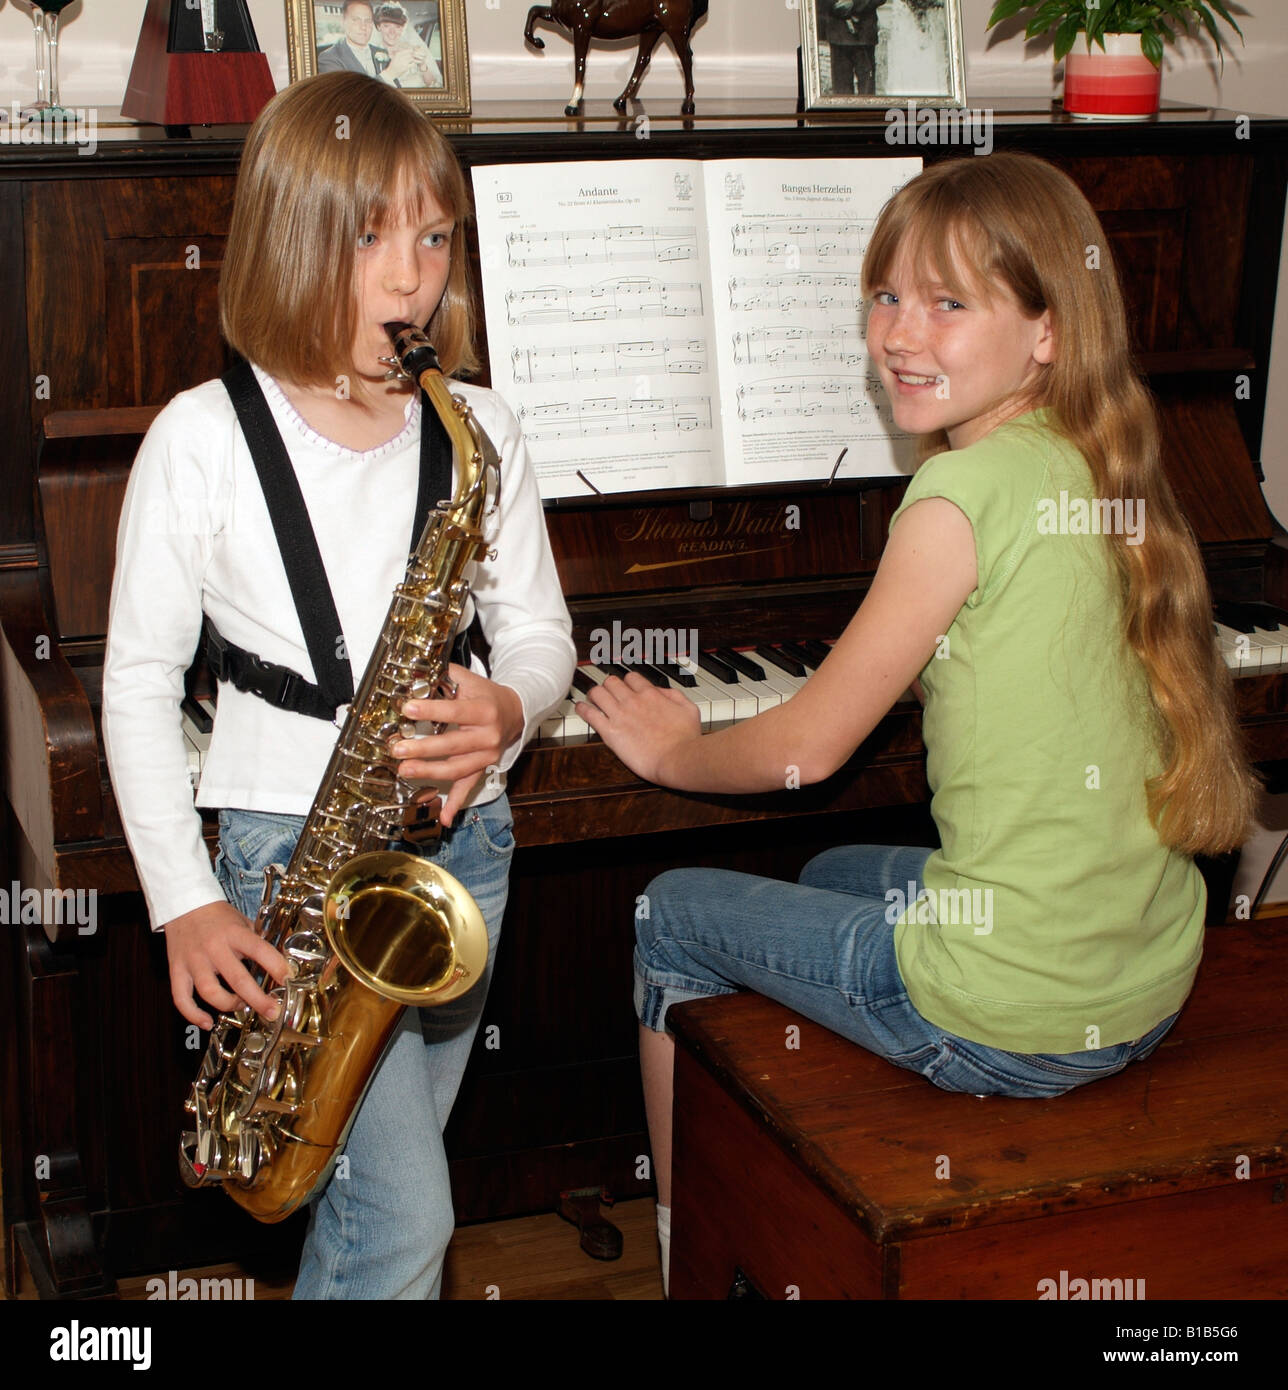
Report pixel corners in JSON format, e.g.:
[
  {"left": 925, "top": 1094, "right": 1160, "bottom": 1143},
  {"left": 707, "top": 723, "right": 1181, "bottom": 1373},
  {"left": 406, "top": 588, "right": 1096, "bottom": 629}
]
[
  {"left": 571, "top": 667, "right": 602, "bottom": 696},
  {"left": 756, "top": 644, "right": 806, "bottom": 678},
  {"left": 631, "top": 664, "right": 670, "bottom": 689},
  {"left": 698, "top": 650, "right": 740, "bottom": 684},
  {"left": 1213, "top": 600, "right": 1288, "bottom": 634},
  {"left": 777, "top": 641, "right": 820, "bottom": 671},
  {"left": 802, "top": 639, "right": 833, "bottom": 665},
  {"left": 180, "top": 694, "right": 213, "bottom": 735},
  {"left": 717, "top": 648, "right": 767, "bottom": 681},
  {"left": 655, "top": 662, "right": 698, "bottom": 688},
  {"left": 1214, "top": 601, "right": 1257, "bottom": 633},
  {"left": 600, "top": 662, "right": 629, "bottom": 680}
]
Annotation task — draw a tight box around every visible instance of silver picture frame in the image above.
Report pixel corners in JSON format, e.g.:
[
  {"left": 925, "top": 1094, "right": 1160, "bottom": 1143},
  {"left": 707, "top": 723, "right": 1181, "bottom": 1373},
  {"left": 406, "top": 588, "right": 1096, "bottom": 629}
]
[{"left": 802, "top": 0, "right": 966, "bottom": 110}]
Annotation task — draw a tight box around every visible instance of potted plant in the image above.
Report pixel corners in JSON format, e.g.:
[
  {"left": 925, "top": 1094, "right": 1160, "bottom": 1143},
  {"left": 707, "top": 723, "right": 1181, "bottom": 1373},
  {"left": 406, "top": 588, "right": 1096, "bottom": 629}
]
[{"left": 986, "top": 1, "right": 1245, "bottom": 120}]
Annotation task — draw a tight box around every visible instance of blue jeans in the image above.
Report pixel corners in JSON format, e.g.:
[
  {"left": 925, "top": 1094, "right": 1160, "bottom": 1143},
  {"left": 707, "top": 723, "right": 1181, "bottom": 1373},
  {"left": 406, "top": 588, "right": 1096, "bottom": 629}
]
[
  {"left": 635, "top": 845, "right": 1178, "bottom": 1098},
  {"left": 214, "top": 795, "right": 513, "bottom": 1299}
]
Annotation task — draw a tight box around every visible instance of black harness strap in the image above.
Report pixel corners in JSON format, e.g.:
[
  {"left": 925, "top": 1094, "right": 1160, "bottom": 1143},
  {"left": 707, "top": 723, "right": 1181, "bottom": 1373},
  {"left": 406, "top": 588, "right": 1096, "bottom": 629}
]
[{"left": 209, "top": 360, "right": 461, "bottom": 722}]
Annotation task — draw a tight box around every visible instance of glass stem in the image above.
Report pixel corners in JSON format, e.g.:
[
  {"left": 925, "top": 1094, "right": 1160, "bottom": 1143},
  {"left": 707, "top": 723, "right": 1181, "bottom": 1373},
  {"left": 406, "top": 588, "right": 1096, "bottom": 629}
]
[
  {"left": 45, "top": 12, "right": 62, "bottom": 112},
  {"left": 32, "top": 7, "right": 49, "bottom": 111}
]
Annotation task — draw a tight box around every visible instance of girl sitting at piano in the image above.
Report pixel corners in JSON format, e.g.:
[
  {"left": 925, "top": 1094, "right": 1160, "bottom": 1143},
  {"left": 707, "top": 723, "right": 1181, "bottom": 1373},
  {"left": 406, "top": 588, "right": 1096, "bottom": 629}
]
[
  {"left": 103, "top": 72, "right": 574, "bottom": 1299},
  {"left": 578, "top": 151, "right": 1258, "bottom": 1293}
]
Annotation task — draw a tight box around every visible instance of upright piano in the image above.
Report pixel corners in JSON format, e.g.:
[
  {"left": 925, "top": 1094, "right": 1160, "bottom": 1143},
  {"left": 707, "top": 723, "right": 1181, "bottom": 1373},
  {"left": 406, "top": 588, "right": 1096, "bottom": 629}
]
[{"left": 2, "top": 102, "right": 1287, "bottom": 1296}]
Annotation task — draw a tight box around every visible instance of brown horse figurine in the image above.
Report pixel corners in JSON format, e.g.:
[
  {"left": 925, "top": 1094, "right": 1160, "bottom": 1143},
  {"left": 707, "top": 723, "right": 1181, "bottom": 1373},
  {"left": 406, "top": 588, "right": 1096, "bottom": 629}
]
[{"left": 524, "top": 1, "right": 709, "bottom": 116}]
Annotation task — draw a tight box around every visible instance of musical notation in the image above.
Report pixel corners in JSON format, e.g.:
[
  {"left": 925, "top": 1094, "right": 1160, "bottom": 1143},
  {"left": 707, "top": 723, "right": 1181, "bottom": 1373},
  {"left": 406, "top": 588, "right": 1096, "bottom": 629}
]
[
  {"left": 728, "top": 272, "right": 863, "bottom": 317},
  {"left": 732, "top": 325, "right": 867, "bottom": 368},
  {"left": 507, "top": 225, "right": 698, "bottom": 267},
  {"left": 518, "top": 395, "right": 713, "bottom": 443},
  {"left": 511, "top": 338, "right": 708, "bottom": 385},
  {"left": 730, "top": 218, "right": 874, "bottom": 262},
  {"left": 506, "top": 278, "right": 705, "bottom": 325},
  {"left": 736, "top": 377, "right": 889, "bottom": 425}
]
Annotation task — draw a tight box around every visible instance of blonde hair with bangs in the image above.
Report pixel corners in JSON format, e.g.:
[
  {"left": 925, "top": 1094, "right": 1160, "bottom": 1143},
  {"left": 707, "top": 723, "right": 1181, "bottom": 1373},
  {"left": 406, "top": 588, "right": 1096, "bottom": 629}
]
[
  {"left": 864, "top": 153, "right": 1257, "bottom": 856},
  {"left": 220, "top": 71, "right": 477, "bottom": 386}
]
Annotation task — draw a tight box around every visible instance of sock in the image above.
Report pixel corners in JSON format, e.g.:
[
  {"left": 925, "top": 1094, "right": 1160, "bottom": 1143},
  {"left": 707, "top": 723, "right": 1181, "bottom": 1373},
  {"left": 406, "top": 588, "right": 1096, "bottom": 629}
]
[{"left": 657, "top": 1202, "right": 671, "bottom": 1298}]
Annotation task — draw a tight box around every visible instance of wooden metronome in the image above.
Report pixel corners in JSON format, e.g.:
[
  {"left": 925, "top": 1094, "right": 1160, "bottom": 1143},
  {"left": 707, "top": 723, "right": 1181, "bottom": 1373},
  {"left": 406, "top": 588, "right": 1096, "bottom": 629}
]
[{"left": 122, "top": 0, "right": 276, "bottom": 129}]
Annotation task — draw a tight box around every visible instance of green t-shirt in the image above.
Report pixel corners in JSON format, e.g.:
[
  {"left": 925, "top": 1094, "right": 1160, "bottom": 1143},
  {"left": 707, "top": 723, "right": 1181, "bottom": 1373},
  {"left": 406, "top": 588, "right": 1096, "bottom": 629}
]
[{"left": 887, "top": 409, "right": 1205, "bottom": 1053}]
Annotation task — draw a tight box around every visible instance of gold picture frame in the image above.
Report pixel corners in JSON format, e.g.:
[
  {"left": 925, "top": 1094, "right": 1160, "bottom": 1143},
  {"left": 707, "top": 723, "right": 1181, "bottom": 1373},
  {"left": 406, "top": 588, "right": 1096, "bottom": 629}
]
[{"left": 286, "top": 1, "right": 471, "bottom": 114}]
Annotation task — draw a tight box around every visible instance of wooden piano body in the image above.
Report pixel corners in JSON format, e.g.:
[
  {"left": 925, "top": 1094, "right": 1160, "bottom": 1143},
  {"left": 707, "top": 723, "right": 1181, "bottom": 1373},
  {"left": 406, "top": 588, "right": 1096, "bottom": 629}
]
[{"left": 2, "top": 104, "right": 1287, "bottom": 1297}]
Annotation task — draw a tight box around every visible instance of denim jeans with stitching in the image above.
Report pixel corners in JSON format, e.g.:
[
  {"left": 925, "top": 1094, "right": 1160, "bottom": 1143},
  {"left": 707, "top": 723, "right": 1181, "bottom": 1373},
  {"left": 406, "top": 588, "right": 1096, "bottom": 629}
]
[
  {"left": 634, "top": 844, "right": 1178, "bottom": 1098},
  {"left": 215, "top": 795, "right": 513, "bottom": 1299}
]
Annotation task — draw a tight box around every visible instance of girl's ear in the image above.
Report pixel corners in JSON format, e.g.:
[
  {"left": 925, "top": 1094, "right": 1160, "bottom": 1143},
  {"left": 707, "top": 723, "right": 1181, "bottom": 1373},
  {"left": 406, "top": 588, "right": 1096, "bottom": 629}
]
[{"left": 1032, "top": 310, "right": 1056, "bottom": 365}]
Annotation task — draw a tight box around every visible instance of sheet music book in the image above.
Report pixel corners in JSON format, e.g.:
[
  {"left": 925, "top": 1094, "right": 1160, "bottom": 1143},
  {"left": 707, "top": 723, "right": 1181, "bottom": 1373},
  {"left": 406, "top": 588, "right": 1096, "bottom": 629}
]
[{"left": 471, "top": 157, "right": 923, "bottom": 500}]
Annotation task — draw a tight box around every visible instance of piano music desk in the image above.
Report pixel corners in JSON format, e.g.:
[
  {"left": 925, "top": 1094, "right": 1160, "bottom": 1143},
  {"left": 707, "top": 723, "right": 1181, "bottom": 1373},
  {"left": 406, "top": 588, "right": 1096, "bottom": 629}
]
[{"left": 667, "top": 920, "right": 1288, "bottom": 1300}]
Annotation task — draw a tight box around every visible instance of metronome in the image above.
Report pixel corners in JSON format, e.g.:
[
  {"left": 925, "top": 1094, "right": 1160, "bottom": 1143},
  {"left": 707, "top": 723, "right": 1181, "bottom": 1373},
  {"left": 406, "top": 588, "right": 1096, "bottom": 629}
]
[{"left": 122, "top": 0, "right": 276, "bottom": 132}]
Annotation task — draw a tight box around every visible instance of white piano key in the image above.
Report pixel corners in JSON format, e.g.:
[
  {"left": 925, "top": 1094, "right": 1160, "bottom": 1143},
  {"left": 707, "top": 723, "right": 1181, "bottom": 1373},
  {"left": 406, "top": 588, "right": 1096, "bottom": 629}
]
[
  {"left": 181, "top": 730, "right": 202, "bottom": 787},
  {"left": 557, "top": 694, "right": 591, "bottom": 744},
  {"left": 684, "top": 665, "right": 736, "bottom": 727},
  {"left": 754, "top": 664, "right": 809, "bottom": 703},
  {"left": 1216, "top": 622, "right": 1260, "bottom": 670}
]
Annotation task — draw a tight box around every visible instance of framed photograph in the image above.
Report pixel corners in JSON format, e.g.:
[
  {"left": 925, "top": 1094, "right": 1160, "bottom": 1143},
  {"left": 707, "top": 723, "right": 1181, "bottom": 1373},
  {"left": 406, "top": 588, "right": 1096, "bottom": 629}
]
[
  {"left": 286, "top": 0, "right": 471, "bottom": 114},
  {"left": 802, "top": 0, "right": 965, "bottom": 110}
]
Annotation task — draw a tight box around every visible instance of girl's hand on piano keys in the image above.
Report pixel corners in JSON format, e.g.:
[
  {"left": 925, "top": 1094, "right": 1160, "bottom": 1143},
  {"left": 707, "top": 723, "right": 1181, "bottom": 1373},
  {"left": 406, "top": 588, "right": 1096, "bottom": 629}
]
[
  {"left": 163, "top": 900, "right": 292, "bottom": 1029},
  {"left": 578, "top": 671, "right": 702, "bottom": 784}
]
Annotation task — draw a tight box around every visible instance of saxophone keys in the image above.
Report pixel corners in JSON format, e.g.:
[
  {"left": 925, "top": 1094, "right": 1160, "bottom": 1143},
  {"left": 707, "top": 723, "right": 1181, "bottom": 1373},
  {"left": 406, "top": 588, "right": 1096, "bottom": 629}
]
[{"left": 249, "top": 1095, "right": 300, "bottom": 1117}]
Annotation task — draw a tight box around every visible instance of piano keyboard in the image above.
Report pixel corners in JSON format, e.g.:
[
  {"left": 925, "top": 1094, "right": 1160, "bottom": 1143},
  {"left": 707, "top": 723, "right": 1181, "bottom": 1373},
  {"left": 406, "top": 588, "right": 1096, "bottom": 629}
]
[
  {"left": 539, "top": 643, "right": 835, "bottom": 743},
  {"left": 178, "top": 606, "right": 1286, "bottom": 766},
  {"left": 538, "top": 604, "right": 1288, "bottom": 748},
  {"left": 180, "top": 696, "right": 216, "bottom": 787},
  {"left": 1214, "top": 600, "right": 1288, "bottom": 672}
]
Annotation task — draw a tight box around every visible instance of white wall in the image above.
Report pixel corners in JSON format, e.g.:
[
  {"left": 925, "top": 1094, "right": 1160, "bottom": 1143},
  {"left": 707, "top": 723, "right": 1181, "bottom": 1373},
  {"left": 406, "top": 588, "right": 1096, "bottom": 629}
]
[{"left": 5, "top": 0, "right": 1288, "bottom": 909}]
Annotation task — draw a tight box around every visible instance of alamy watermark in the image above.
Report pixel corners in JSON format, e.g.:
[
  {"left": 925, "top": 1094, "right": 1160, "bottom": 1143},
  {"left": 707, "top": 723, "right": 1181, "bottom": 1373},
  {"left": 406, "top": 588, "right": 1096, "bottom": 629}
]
[
  {"left": 885, "top": 100, "right": 994, "bottom": 158},
  {"left": 1037, "top": 1269, "right": 1145, "bottom": 1300},
  {"left": 0, "top": 882, "right": 97, "bottom": 933},
  {"left": 0, "top": 102, "right": 98, "bottom": 156},
  {"left": 1036, "top": 492, "right": 1145, "bottom": 546},
  {"left": 145, "top": 1270, "right": 255, "bottom": 1300},
  {"left": 885, "top": 880, "right": 993, "bottom": 936},
  {"left": 589, "top": 621, "right": 697, "bottom": 669}
]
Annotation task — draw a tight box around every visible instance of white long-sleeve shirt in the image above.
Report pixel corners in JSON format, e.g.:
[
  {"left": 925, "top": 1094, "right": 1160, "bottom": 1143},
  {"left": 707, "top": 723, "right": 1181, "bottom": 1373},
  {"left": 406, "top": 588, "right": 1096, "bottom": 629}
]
[{"left": 102, "top": 367, "right": 575, "bottom": 929}]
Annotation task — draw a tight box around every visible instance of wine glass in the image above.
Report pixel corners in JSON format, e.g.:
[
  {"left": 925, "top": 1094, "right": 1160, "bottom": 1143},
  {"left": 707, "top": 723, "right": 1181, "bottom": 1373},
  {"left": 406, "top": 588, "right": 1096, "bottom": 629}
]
[{"left": 18, "top": 1, "right": 77, "bottom": 118}]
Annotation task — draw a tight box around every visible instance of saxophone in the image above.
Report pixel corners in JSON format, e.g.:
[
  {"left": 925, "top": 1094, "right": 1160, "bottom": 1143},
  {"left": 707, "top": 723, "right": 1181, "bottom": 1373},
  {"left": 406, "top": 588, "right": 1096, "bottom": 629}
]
[{"left": 179, "top": 324, "right": 499, "bottom": 1222}]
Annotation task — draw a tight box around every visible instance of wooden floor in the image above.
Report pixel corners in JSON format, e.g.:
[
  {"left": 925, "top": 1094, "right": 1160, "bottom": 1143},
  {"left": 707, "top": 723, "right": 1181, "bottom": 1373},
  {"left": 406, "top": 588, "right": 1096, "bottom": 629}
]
[{"left": 11, "top": 1197, "right": 664, "bottom": 1301}]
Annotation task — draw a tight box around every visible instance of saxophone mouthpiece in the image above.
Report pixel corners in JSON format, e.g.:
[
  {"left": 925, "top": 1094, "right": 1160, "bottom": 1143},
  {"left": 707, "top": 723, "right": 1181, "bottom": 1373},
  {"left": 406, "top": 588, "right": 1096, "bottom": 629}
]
[{"left": 384, "top": 322, "right": 441, "bottom": 383}]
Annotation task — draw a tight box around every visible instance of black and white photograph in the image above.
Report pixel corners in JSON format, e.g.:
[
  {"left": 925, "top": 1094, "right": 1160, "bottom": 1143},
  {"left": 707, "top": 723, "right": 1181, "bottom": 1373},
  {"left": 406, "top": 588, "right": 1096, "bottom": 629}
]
[
  {"left": 802, "top": 0, "right": 965, "bottom": 109},
  {"left": 287, "top": 0, "right": 471, "bottom": 111}
]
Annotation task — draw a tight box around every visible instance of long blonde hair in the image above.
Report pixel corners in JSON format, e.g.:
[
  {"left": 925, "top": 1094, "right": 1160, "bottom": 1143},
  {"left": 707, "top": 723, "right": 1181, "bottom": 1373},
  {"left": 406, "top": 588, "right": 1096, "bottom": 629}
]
[{"left": 863, "top": 153, "right": 1256, "bottom": 855}]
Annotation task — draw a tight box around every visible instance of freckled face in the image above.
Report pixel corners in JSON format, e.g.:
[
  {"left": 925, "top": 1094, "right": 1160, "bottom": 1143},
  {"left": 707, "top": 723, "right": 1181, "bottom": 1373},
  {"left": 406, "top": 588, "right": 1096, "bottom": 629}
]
[
  {"left": 866, "top": 246, "right": 1055, "bottom": 450},
  {"left": 351, "top": 190, "right": 453, "bottom": 382}
]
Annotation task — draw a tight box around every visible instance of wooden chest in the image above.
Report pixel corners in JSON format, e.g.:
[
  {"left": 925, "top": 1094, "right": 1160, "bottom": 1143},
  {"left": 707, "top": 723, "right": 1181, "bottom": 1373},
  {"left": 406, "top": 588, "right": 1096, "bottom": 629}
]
[{"left": 668, "top": 922, "right": 1288, "bottom": 1300}]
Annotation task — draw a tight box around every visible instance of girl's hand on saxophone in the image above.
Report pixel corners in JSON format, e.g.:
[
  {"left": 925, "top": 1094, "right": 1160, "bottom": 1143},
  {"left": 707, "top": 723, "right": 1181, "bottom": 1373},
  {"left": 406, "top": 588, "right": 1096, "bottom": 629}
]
[
  {"left": 163, "top": 900, "right": 292, "bottom": 1029},
  {"left": 390, "top": 664, "right": 525, "bottom": 828}
]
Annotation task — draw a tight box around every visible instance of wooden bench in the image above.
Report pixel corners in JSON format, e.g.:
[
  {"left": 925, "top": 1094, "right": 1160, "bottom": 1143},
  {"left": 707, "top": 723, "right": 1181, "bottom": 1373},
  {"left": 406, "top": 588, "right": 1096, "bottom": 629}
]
[{"left": 667, "top": 920, "right": 1288, "bottom": 1300}]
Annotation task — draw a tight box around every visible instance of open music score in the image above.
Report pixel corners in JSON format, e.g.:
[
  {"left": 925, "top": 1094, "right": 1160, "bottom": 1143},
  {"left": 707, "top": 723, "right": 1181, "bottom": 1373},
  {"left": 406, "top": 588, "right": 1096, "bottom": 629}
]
[
  {"left": 519, "top": 395, "right": 712, "bottom": 443},
  {"left": 505, "top": 278, "right": 705, "bottom": 326},
  {"left": 730, "top": 218, "right": 871, "bottom": 261},
  {"left": 507, "top": 225, "right": 698, "bottom": 267},
  {"left": 511, "top": 338, "right": 708, "bottom": 385},
  {"left": 473, "top": 157, "right": 922, "bottom": 499}
]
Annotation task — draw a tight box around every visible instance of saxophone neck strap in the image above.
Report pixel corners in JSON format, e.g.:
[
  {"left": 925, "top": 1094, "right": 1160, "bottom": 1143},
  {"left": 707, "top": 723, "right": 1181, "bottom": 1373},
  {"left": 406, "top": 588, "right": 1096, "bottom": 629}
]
[{"left": 211, "top": 358, "right": 457, "bottom": 721}]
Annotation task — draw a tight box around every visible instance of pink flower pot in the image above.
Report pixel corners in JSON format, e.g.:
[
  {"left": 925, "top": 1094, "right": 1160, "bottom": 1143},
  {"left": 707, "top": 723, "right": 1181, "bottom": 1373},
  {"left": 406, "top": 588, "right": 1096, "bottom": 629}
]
[{"left": 1063, "top": 33, "right": 1162, "bottom": 121}]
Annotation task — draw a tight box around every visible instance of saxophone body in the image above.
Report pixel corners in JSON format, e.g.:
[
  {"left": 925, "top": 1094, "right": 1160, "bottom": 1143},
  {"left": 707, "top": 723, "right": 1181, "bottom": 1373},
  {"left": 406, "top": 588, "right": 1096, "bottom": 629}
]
[{"left": 179, "top": 326, "right": 499, "bottom": 1222}]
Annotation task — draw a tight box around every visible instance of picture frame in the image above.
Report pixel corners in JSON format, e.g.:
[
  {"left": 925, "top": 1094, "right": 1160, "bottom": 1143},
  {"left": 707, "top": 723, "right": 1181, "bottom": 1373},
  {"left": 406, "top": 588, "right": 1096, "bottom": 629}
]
[
  {"left": 801, "top": 0, "right": 966, "bottom": 110},
  {"left": 286, "top": 0, "right": 471, "bottom": 114}
]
